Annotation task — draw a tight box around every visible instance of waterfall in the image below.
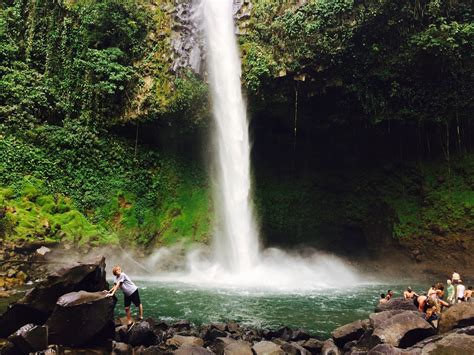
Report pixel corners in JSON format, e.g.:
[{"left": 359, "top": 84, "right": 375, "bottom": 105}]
[
  {"left": 139, "top": 0, "right": 360, "bottom": 290},
  {"left": 203, "top": 0, "right": 259, "bottom": 273}
]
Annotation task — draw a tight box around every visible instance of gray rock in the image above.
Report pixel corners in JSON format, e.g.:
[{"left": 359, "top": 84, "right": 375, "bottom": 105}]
[
  {"left": 371, "top": 311, "right": 435, "bottom": 348},
  {"left": 211, "top": 337, "right": 235, "bottom": 354},
  {"left": 331, "top": 319, "right": 366, "bottom": 347},
  {"left": 112, "top": 341, "right": 133, "bottom": 355},
  {"left": 321, "top": 339, "right": 340, "bottom": 355},
  {"left": 127, "top": 321, "right": 157, "bottom": 347},
  {"left": 374, "top": 298, "right": 417, "bottom": 313},
  {"left": 174, "top": 345, "right": 213, "bottom": 355},
  {"left": 409, "top": 329, "right": 474, "bottom": 353},
  {"left": 291, "top": 328, "right": 311, "bottom": 341},
  {"left": 252, "top": 340, "right": 284, "bottom": 355},
  {"left": 223, "top": 340, "right": 252, "bottom": 355},
  {"left": 367, "top": 344, "right": 419, "bottom": 354},
  {"left": 7, "top": 323, "right": 47, "bottom": 353},
  {"left": 225, "top": 322, "right": 239, "bottom": 333},
  {"left": 438, "top": 302, "right": 474, "bottom": 333},
  {"left": 302, "top": 338, "right": 324, "bottom": 354},
  {"left": 166, "top": 335, "right": 204, "bottom": 348},
  {"left": 46, "top": 291, "right": 116, "bottom": 347},
  {"left": 0, "top": 256, "right": 108, "bottom": 338},
  {"left": 280, "top": 341, "right": 312, "bottom": 354},
  {"left": 369, "top": 310, "right": 422, "bottom": 328}
]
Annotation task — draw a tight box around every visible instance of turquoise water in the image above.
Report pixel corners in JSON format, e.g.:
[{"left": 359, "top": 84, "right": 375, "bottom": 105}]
[{"left": 114, "top": 282, "right": 423, "bottom": 338}]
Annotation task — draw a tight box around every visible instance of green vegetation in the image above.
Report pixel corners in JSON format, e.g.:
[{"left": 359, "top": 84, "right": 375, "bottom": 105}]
[
  {"left": 0, "top": 0, "right": 473, "bottom": 249},
  {"left": 256, "top": 155, "right": 474, "bottom": 246},
  {"left": 0, "top": 133, "right": 211, "bottom": 246}
]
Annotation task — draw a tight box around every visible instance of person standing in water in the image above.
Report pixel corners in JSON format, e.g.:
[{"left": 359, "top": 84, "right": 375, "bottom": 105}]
[{"left": 106, "top": 265, "right": 143, "bottom": 326}]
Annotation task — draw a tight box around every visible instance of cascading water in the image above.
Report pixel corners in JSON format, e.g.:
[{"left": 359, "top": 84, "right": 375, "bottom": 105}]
[
  {"left": 135, "top": 0, "right": 362, "bottom": 290},
  {"left": 203, "top": 0, "right": 259, "bottom": 273}
]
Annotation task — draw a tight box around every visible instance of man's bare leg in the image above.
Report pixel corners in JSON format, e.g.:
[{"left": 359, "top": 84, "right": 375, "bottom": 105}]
[
  {"left": 125, "top": 306, "right": 132, "bottom": 325},
  {"left": 139, "top": 304, "right": 143, "bottom": 320}
]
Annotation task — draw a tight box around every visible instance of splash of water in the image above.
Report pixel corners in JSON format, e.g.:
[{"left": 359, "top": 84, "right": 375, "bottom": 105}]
[
  {"left": 203, "top": 0, "right": 259, "bottom": 273},
  {"left": 127, "top": 0, "right": 361, "bottom": 290}
]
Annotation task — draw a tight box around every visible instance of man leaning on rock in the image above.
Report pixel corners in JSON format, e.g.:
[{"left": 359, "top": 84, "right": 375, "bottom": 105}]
[{"left": 105, "top": 265, "right": 143, "bottom": 327}]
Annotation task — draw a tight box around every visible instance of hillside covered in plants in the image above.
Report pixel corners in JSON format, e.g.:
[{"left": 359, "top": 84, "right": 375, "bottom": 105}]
[{"left": 1, "top": 0, "right": 473, "bottom": 254}]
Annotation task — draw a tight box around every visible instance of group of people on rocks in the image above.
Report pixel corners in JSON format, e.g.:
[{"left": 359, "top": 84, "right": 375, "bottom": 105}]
[{"left": 378, "top": 271, "right": 472, "bottom": 323}]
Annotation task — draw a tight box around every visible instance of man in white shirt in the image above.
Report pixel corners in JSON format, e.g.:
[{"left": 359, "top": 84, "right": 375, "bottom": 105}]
[{"left": 107, "top": 265, "right": 143, "bottom": 326}]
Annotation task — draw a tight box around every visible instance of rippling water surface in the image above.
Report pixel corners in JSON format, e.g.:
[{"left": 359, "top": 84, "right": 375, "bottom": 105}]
[{"left": 115, "top": 282, "right": 423, "bottom": 338}]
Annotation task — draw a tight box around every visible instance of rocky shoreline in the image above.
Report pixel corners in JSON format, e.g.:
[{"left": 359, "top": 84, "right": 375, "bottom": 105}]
[{"left": 0, "top": 257, "right": 473, "bottom": 354}]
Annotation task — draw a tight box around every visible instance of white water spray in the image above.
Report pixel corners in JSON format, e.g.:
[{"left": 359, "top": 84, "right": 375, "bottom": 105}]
[
  {"left": 135, "top": 0, "right": 361, "bottom": 290},
  {"left": 203, "top": 0, "right": 259, "bottom": 273}
]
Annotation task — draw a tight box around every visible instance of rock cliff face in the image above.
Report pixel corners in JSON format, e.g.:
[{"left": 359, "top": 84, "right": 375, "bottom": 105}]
[{"left": 170, "top": 0, "right": 252, "bottom": 75}]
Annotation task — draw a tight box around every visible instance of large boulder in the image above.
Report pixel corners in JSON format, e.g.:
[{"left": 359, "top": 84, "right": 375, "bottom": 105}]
[
  {"left": 46, "top": 290, "right": 116, "bottom": 347},
  {"left": 7, "top": 323, "right": 48, "bottom": 353},
  {"left": 321, "top": 339, "right": 340, "bottom": 355},
  {"left": 210, "top": 337, "right": 235, "bottom": 354},
  {"left": 374, "top": 298, "right": 417, "bottom": 313},
  {"left": 369, "top": 310, "right": 423, "bottom": 328},
  {"left": 367, "top": 344, "right": 419, "bottom": 354},
  {"left": 166, "top": 335, "right": 204, "bottom": 348},
  {"left": 437, "top": 302, "right": 474, "bottom": 333},
  {"left": 127, "top": 321, "right": 157, "bottom": 347},
  {"left": 252, "top": 340, "right": 284, "bottom": 355},
  {"left": 174, "top": 345, "right": 213, "bottom": 355},
  {"left": 280, "top": 341, "right": 311, "bottom": 355},
  {"left": 371, "top": 311, "right": 435, "bottom": 348},
  {"left": 331, "top": 319, "right": 366, "bottom": 347},
  {"left": 408, "top": 326, "right": 474, "bottom": 353},
  {"left": 301, "top": 338, "right": 324, "bottom": 354},
  {"left": 223, "top": 340, "right": 253, "bottom": 355},
  {"left": 0, "top": 256, "right": 108, "bottom": 338}
]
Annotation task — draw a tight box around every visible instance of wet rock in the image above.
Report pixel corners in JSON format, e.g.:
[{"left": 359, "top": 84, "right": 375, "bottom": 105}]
[
  {"left": 223, "top": 340, "right": 252, "bottom": 355},
  {"left": 46, "top": 291, "right": 116, "bottom": 347},
  {"left": 252, "top": 340, "right": 284, "bottom": 355},
  {"left": 174, "top": 345, "right": 213, "bottom": 355},
  {"left": 367, "top": 344, "right": 418, "bottom": 354},
  {"left": 112, "top": 341, "right": 133, "bottom": 355},
  {"left": 116, "top": 325, "right": 129, "bottom": 343},
  {"left": 408, "top": 327, "right": 474, "bottom": 353},
  {"left": 301, "top": 338, "right": 324, "bottom": 354},
  {"left": 374, "top": 297, "right": 417, "bottom": 313},
  {"left": 135, "top": 344, "right": 169, "bottom": 354},
  {"left": 172, "top": 320, "right": 192, "bottom": 332},
  {"left": 205, "top": 328, "right": 227, "bottom": 341},
  {"left": 267, "top": 326, "right": 293, "bottom": 341},
  {"left": 321, "top": 339, "right": 340, "bottom": 355},
  {"left": 36, "top": 246, "right": 51, "bottom": 256},
  {"left": 291, "top": 328, "right": 311, "bottom": 341},
  {"left": 280, "top": 341, "right": 311, "bottom": 354},
  {"left": 210, "top": 323, "right": 226, "bottom": 332},
  {"left": 225, "top": 322, "right": 239, "bottom": 333},
  {"left": 331, "top": 319, "right": 366, "bottom": 347},
  {"left": 7, "top": 323, "right": 47, "bottom": 353},
  {"left": 210, "top": 336, "right": 235, "bottom": 354},
  {"left": 437, "top": 302, "right": 474, "bottom": 333},
  {"left": 166, "top": 335, "right": 204, "bottom": 348},
  {"left": 369, "top": 310, "right": 422, "bottom": 328},
  {"left": 371, "top": 311, "right": 435, "bottom": 348},
  {"left": 0, "top": 256, "right": 107, "bottom": 338},
  {"left": 155, "top": 321, "right": 170, "bottom": 332},
  {"left": 127, "top": 321, "right": 157, "bottom": 347}
]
